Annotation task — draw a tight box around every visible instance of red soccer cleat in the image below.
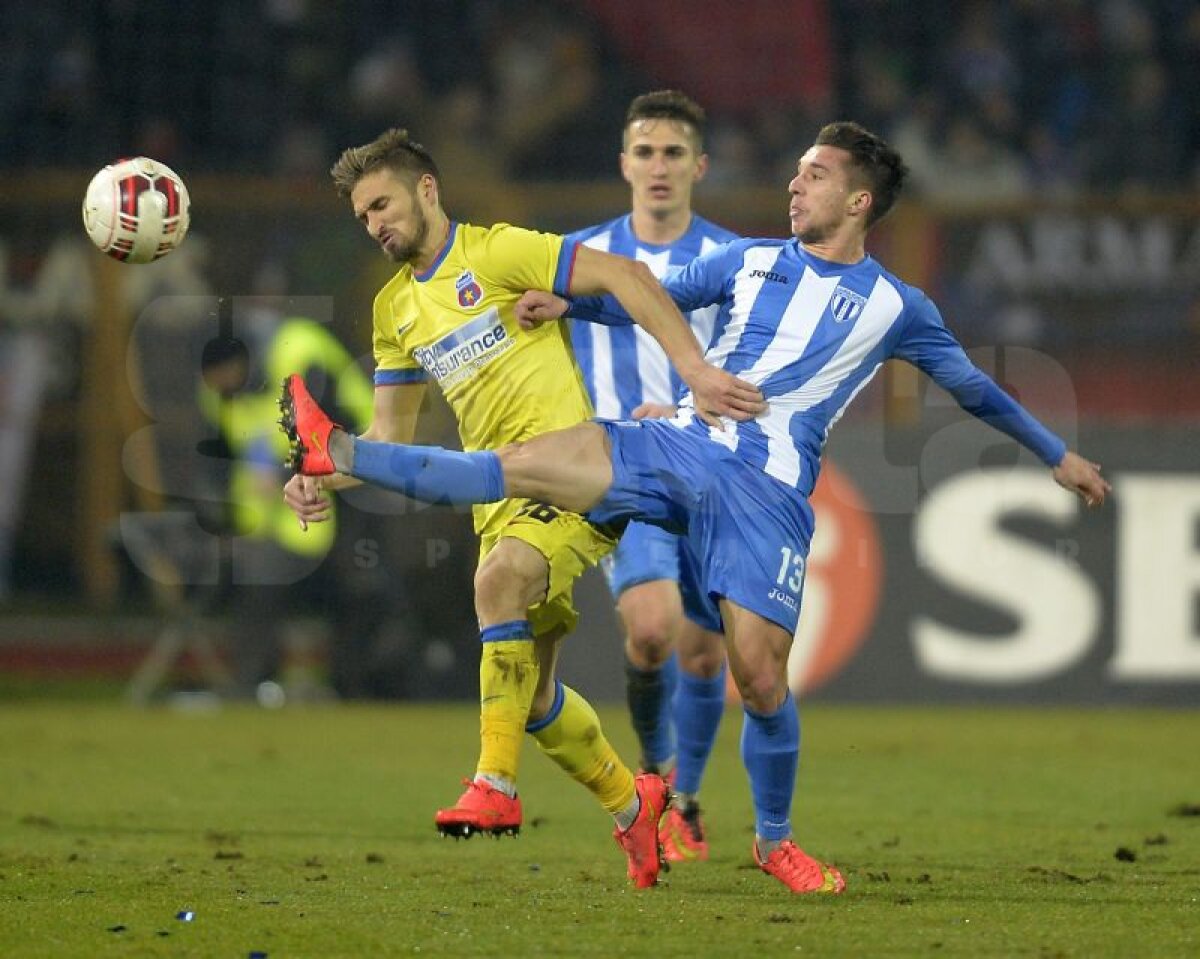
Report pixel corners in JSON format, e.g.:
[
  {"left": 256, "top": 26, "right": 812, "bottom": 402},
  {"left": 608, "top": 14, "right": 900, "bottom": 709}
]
[
  {"left": 613, "top": 773, "right": 670, "bottom": 888},
  {"left": 278, "top": 373, "right": 339, "bottom": 476},
  {"left": 755, "top": 839, "right": 846, "bottom": 894},
  {"left": 435, "top": 778, "right": 522, "bottom": 839},
  {"left": 660, "top": 802, "right": 709, "bottom": 862}
]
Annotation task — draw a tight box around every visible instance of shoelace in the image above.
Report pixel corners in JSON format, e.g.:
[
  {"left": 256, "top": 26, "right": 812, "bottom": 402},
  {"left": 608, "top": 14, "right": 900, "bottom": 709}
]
[{"left": 770, "top": 844, "right": 822, "bottom": 884}]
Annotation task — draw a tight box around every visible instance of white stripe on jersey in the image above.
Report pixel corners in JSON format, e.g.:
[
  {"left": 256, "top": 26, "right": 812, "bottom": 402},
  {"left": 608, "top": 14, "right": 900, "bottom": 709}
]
[
  {"left": 822, "top": 361, "right": 882, "bottom": 438},
  {"left": 634, "top": 248, "right": 674, "bottom": 406},
  {"left": 590, "top": 327, "right": 621, "bottom": 418},
  {"left": 687, "top": 236, "right": 724, "bottom": 350},
  {"left": 706, "top": 246, "right": 776, "bottom": 370},
  {"left": 760, "top": 405, "right": 804, "bottom": 486},
  {"left": 580, "top": 231, "right": 622, "bottom": 419},
  {"left": 779, "top": 276, "right": 902, "bottom": 411},
  {"left": 728, "top": 269, "right": 841, "bottom": 486},
  {"left": 758, "top": 275, "right": 902, "bottom": 483},
  {"left": 573, "top": 217, "right": 736, "bottom": 418},
  {"left": 698, "top": 247, "right": 783, "bottom": 448},
  {"left": 738, "top": 267, "right": 841, "bottom": 388}
]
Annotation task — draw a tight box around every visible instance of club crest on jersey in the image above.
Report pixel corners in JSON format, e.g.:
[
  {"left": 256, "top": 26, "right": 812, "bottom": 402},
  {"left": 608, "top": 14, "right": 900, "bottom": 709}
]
[
  {"left": 830, "top": 286, "right": 867, "bottom": 323},
  {"left": 455, "top": 271, "right": 484, "bottom": 308}
]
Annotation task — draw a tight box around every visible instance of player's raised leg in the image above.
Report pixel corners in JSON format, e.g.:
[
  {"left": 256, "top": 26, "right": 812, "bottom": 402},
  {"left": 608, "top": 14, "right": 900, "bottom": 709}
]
[{"left": 280, "top": 374, "right": 612, "bottom": 515}]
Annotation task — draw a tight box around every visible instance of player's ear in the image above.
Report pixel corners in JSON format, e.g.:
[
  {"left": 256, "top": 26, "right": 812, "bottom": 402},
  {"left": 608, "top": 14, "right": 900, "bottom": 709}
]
[
  {"left": 693, "top": 153, "right": 709, "bottom": 183},
  {"left": 418, "top": 172, "right": 439, "bottom": 206},
  {"left": 849, "top": 189, "right": 873, "bottom": 218}
]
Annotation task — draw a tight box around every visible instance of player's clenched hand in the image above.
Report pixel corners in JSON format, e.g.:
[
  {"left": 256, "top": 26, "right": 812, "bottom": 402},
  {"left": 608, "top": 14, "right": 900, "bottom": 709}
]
[
  {"left": 685, "top": 363, "right": 766, "bottom": 428},
  {"left": 283, "top": 473, "right": 332, "bottom": 530},
  {"left": 1052, "top": 451, "right": 1112, "bottom": 509},
  {"left": 516, "top": 290, "right": 569, "bottom": 330}
]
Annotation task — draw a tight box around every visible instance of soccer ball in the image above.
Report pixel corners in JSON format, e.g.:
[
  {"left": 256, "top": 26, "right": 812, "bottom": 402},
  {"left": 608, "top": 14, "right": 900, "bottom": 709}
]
[{"left": 82, "top": 157, "right": 191, "bottom": 263}]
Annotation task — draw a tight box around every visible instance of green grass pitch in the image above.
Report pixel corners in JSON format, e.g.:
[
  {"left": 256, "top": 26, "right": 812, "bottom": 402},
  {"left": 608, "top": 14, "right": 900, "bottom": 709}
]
[{"left": 1, "top": 701, "right": 1197, "bottom": 957}]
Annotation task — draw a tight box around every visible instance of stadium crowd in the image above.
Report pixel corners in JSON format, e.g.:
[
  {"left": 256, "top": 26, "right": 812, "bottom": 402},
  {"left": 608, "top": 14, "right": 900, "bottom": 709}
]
[{"left": 2, "top": 0, "right": 1198, "bottom": 196}]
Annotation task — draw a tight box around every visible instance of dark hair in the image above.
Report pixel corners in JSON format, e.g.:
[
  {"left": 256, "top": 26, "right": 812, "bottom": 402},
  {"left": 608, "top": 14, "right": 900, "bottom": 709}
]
[
  {"left": 330, "top": 128, "right": 440, "bottom": 198},
  {"left": 814, "top": 121, "right": 908, "bottom": 226},
  {"left": 625, "top": 90, "right": 706, "bottom": 149}
]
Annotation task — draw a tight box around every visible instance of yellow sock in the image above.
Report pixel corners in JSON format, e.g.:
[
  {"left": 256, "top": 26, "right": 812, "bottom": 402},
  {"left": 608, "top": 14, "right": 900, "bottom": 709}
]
[
  {"left": 476, "top": 635, "right": 540, "bottom": 784},
  {"left": 528, "top": 683, "right": 636, "bottom": 815}
]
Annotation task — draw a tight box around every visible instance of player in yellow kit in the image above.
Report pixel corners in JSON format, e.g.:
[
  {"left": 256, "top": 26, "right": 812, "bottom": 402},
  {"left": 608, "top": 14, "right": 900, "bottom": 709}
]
[{"left": 281, "top": 128, "right": 760, "bottom": 887}]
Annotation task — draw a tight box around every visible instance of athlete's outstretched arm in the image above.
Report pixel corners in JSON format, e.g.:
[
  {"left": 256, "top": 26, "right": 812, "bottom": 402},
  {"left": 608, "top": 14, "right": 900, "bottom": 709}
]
[
  {"left": 567, "top": 245, "right": 765, "bottom": 423},
  {"left": 895, "top": 295, "right": 1111, "bottom": 508}
]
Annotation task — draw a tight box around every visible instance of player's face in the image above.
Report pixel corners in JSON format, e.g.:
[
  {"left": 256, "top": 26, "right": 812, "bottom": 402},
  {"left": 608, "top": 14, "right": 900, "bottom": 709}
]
[
  {"left": 621, "top": 119, "right": 707, "bottom": 218},
  {"left": 350, "top": 168, "right": 429, "bottom": 264},
  {"left": 787, "top": 145, "right": 866, "bottom": 244}
]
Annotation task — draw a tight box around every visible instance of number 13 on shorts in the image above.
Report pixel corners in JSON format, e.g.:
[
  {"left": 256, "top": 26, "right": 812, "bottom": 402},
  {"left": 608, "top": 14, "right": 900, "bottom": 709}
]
[{"left": 776, "top": 545, "right": 806, "bottom": 595}]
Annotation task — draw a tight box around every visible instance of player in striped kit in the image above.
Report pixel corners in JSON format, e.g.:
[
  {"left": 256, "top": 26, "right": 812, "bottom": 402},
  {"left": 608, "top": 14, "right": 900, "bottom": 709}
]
[
  {"left": 281, "top": 127, "right": 760, "bottom": 889},
  {"left": 282, "top": 121, "right": 1110, "bottom": 893},
  {"left": 569, "top": 91, "right": 736, "bottom": 863}
]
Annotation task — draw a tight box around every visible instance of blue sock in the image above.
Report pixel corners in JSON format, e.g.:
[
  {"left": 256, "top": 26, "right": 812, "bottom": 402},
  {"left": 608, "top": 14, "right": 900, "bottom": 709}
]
[
  {"left": 524, "top": 680, "right": 565, "bottom": 734},
  {"left": 624, "top": 652, "right": 679, "bottom": 769},
  {"left": 673, "top": 663, "right": 726, "bottom": 796},
  {"left": 351, "top": 439, "right": 505, "bottom": 505},
  {"left": 740, "top": 691, "right": 799, "bottom": 842}
]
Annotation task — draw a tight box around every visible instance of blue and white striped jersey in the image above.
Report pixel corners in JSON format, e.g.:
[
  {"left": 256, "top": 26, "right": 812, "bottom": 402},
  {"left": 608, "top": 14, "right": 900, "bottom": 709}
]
[
  {"left": 571, "top": 237, "right": 1067, "bottom": 496},
  {"left": 568, "top": 213, "right": 737, "bottom": 418}
]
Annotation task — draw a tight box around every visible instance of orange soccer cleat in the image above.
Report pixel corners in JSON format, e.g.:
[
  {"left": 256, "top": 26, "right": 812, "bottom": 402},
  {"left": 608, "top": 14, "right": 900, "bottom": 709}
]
[
  {"left": 612, "top": 773, "right": 670, "bottom": 888},
  {"left": 278, "top": 373, "right": 339, "bottom": 476},
  {"left": 435, "top": 778, "right": 522, "bottom": 839},
  {"left": 754, "top": 839, "right": 846, "bottom": 894},
  {"left": 660, "top": 802, "right": 709, "bottom": 862}
]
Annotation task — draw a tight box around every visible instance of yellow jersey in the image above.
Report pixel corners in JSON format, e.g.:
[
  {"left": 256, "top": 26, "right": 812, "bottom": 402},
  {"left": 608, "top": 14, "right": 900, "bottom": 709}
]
[{"left": 372, "top": 221, "right": 593, "bottom": 533}]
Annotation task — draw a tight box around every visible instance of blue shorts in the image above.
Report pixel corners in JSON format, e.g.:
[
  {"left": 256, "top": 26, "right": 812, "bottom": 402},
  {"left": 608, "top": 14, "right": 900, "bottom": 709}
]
[
  {"left": 601, "top": 521, "right": 723, "bottom": 632},
  {"left": 588, "top": 419, "right": 814, "bottom": 634}
]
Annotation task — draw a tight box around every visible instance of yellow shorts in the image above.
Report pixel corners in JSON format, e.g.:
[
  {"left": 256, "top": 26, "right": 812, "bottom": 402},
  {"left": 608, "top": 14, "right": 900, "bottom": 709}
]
[{"left": 477, "top": 499, "right": 617, "bottom": 637}]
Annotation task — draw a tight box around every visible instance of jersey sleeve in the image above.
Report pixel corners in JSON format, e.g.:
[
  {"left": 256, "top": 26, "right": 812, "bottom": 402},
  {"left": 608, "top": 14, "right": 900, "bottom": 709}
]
[
  {"left": 892, "top": 291, "right": 1067, "bottom": 466},
  {"left": 567, "top": 240, "right": 740, "bottom": 327},
  {"left": 371, "top": 292, "right": 427, "bottom": 388},
  {"left": 475, "top": 223, "right": 578, "bottom": 298}
]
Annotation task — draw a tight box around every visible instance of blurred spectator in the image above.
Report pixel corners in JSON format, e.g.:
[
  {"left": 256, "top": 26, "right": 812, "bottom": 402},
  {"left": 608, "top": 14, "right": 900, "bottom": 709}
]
[
  {"left": 943, "top": 1, "right": 1020, "bottom": 106},
  {"left": 197, "top": 305, "right": 374, "bottom": 700},
  {"left": 345, "top": 36, "right": 431, "bottom": 148},
  {"left": 424, "top": 82, "right": 526, "bottom": 223},
  {"left": 273, "top": 120, "right": 334, "bottom": 179},
  {"left": 926, "top": 115, "right": 1032, "bottom": 205},
  {"left": 582, "top": 0, "right": 833, "bottom": 117},
  {"left": 1088, "top": 58, "right": 1185, "bottom": 194},
  {"left": 1024, "top": 123, "right": 1084, "bottom": 200},
  {"left": 886, "top": 92, "right": 944, "bottom": 197},
  {"left": 484, "top": 0, "right": 621, "bottom": 180},
  {"left": 702, "top": 119, "right": 761, "bottom": 189},
  {"left": 0, "top": 0, "right": 1196, "bottom": 194}
]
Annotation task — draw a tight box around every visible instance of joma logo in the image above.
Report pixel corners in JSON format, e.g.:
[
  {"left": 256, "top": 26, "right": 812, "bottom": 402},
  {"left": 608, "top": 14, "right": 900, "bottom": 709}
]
[{"left": 750, "top": 269, "right": 789, "bottom": 284}]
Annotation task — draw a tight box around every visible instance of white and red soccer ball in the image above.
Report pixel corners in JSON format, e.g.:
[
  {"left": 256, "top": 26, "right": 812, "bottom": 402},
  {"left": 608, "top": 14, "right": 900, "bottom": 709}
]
[{"left": 82, "top": 156, "right": 191, "bottom": 263}]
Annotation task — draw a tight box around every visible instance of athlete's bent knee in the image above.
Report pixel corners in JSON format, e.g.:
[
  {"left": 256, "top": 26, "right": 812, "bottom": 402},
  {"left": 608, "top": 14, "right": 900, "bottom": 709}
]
[
  {"left": 624, "top": 614, "right": 675, "bottom": 668},
  {"left": 678, "top": 644, "right": 725, "bottom": 680},
  {"left": 474, "top": 554, "right": 547, "bottom": 622},
  {"left": 733, "top": 668, "right": 788, "bottom": 714}
]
